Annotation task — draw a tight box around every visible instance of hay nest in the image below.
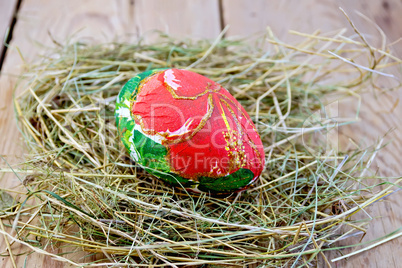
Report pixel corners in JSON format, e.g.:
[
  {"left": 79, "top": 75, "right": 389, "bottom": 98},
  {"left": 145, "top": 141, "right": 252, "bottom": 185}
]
[{"left": 1, "top": 26, "right": 401, "bottom": 267}]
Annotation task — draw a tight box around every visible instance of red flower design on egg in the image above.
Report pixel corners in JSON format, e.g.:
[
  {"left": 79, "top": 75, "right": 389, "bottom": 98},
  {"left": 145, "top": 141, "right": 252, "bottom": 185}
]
[{"left": 131, "top": 69, "right": 265, "bottom": 182}]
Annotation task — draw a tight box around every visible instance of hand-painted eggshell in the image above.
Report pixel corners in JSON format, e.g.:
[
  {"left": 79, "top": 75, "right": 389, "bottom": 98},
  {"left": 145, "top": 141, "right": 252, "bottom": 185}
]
[{"left": 115, "top": 68, "right": 265, "bottom": 194}]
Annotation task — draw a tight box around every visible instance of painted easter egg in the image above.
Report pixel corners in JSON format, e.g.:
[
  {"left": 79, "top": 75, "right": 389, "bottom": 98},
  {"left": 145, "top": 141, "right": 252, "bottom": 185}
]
[{"left": 115, "top": 68, "right": 265, "bottom": 194}]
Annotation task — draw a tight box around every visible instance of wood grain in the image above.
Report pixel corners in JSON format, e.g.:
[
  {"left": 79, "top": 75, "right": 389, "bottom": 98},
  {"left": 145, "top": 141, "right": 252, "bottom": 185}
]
[
  {"left": 222, "top": 0, "right": 342, "bottom": 41},
  {"left": 135, "top": 0, "right": 221, "bottom": 40},
  {"left": 0, "top": 0, "right": 136, "bottom": 265},
  {"left": 338, "top": 0, "right": 402, "bottom": 57},
  {"left": 0, "top": 0, "right": 18, "bottom": 67},
  {"left": 0, "top": 0, "right": 220, "bottom": 267},
  {"left": 222, "top": 0, "right": 402, "bottom": 267},
  {"left": 0, "top": 0, "right": 401, "bottom": 267}
]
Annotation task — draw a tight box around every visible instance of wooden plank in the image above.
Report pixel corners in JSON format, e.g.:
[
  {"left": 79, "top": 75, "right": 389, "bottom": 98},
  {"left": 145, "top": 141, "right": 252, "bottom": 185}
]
[
  {"left": 0, "top": 0, "right": 135, "bottom": 265},
  {"left": 338, "top": 0, "right": 402, "bottom": 57},
  {"left": 221, "top": 0, "right": 342, "bottom": 42},
  {"left": 0, "top": 0, "right": 221, "bottom": 267},
  {"left": 222, "top": 0, "right": 402, "bottom": 267},
  {"left": 222, "top": 0, "right": 402, "bottom": 55},
  {"left": 135, "top": 0, "right": 221, "bottom": 40},
  {"left": 0, "top": 0, "right": 18, "bottom": 68}
]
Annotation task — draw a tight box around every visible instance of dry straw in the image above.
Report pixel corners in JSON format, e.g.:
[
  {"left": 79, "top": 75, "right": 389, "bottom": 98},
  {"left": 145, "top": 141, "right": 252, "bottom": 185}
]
[{"left": 0, "top": 24, "right": 401, "bottom": 267}]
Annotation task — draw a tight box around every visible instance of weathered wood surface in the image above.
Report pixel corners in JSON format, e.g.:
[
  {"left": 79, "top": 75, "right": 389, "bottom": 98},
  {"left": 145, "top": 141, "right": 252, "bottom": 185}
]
[
  {"left": 0, "top": 0, "right": 401, "bottom": 267},
  {"left": 222, "top": 2, "right": 402, "bottom": 267}
]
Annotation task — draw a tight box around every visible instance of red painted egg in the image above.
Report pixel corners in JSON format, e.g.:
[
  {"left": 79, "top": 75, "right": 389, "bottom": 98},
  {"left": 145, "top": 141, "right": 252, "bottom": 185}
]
[{"left": 115, "top": 68, "right": 265, "bottom": 194}]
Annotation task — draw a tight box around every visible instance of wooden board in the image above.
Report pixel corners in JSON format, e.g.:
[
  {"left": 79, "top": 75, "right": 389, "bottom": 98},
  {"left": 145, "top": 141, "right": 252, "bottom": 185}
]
[
  {"left": 222, "top": 0, "right": 402, "bottom": 267},
  {"left": 135, "top": 0, "right": 221, "bottom": 40},
  {"left": 337, "top": 0, "right": 402, "bottom": 57},
  {"left": 0, "top": 0, "right": 18, "bottom": 68},
  {"left": 0, "top": 0, "right": 220, "bottom": 267},
  {"left": 222, "top": 0, "right": 342, "bottom": 41},
  {"left": 0, "top": 0, "right": 401, "bottom": 267}
]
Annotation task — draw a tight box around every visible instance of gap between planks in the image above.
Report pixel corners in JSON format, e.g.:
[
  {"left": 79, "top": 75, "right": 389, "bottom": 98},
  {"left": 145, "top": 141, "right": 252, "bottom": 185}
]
[{"left": 0, "top": 0, "right": 22, "bottom": 72}]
